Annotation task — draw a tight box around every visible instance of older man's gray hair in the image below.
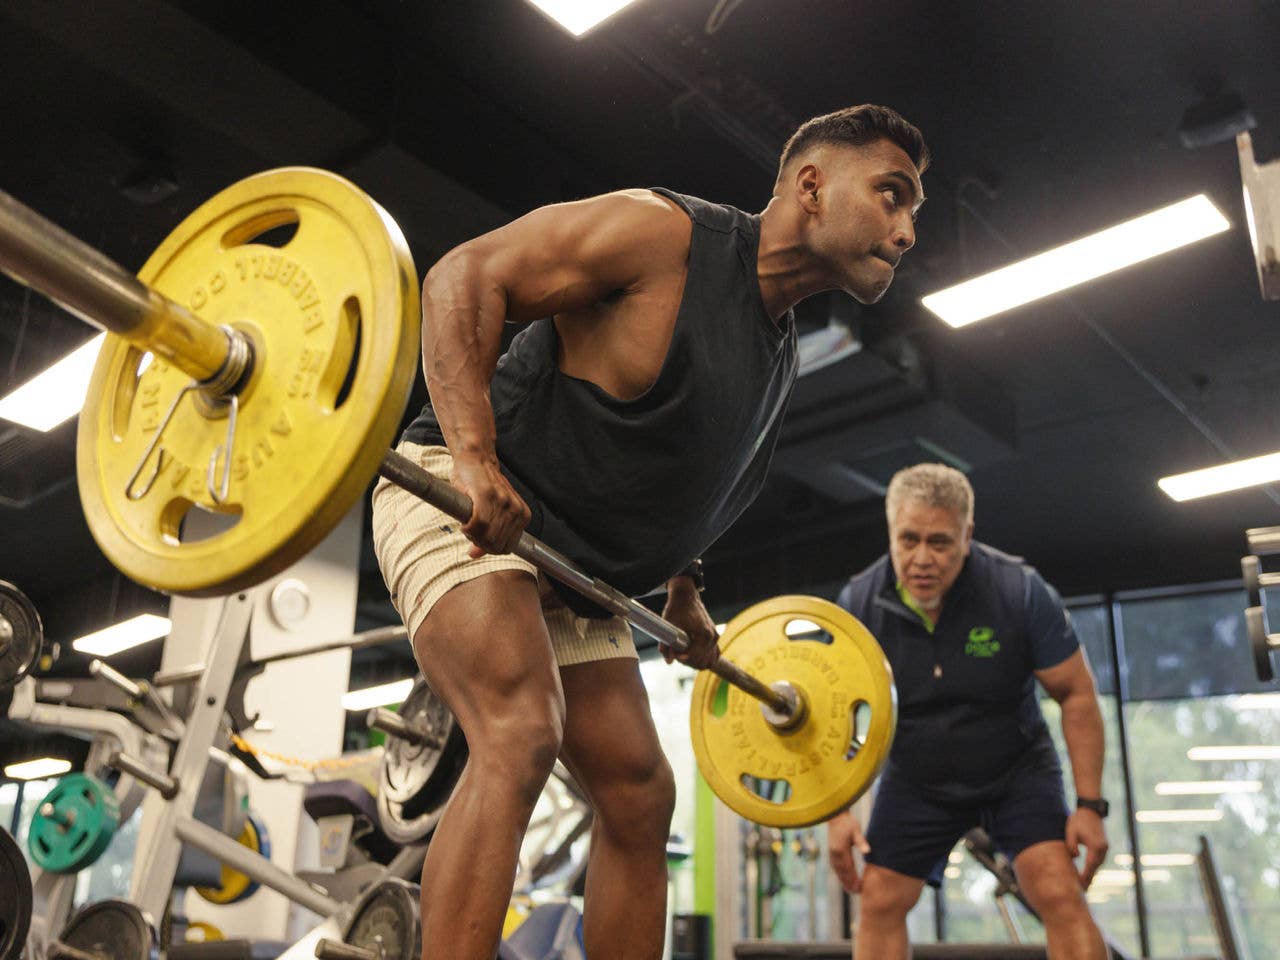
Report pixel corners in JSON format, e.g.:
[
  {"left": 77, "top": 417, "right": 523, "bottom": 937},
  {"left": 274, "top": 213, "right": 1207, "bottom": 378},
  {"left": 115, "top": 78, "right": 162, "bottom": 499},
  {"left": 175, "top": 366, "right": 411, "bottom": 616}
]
[{"left": 885, "top": 463, "right": 974, "bottom": 527}]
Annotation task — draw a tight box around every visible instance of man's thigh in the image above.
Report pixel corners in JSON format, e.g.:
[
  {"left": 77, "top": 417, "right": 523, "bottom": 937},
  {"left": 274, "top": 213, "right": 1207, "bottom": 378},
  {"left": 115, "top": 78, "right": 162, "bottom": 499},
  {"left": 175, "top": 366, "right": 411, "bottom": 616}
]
[
  {"left": 865, "top": 774, "right": 975, "bottom": 886},
  {"left": 980, "top": 746, "right": 1069, "bottom": 864},
  {"left": 413, "top": 569, "right": 561, "bottom": 730}
]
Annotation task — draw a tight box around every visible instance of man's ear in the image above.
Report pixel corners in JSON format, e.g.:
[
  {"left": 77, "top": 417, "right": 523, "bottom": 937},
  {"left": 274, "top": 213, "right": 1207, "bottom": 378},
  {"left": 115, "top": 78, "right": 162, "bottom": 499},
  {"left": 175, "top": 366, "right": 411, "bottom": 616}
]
[
  {"left": 796, "top": 163, "right": 823, "bottom": 213},
  {"left": 963, "top": 522, "right": 975, "bottom": 554}
]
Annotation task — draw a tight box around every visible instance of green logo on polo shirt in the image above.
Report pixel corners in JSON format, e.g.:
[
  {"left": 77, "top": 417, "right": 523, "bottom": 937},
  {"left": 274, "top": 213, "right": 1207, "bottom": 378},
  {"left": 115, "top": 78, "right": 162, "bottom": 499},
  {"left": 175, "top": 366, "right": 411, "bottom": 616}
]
[{"left": 965, "top": 626, "right": 1000, "bottom": 657}]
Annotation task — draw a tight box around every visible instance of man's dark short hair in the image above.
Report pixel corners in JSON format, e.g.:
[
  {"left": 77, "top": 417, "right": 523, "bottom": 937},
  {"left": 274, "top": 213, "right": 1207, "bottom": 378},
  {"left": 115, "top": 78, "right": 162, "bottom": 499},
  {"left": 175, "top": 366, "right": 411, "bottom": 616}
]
[{"left": 777, "top": 105, "right": 930, "bottom": 183}]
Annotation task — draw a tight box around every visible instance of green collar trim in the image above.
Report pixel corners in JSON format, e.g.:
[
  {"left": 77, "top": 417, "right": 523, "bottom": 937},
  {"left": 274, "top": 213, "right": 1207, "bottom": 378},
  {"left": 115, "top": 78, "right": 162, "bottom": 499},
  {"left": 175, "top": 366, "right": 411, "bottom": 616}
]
[{"left": 895, "top": 581, "right": 936, "bottom": 634}]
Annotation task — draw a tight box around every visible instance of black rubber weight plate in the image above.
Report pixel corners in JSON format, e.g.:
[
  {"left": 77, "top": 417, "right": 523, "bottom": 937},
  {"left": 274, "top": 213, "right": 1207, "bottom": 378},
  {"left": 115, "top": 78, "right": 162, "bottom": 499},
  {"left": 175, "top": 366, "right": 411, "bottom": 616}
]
[
  {"left": 0, "top": 828, "right": 32, "bottom": 960},
  {"left": 0, "top": 580, "right": 42, "bottom": 688},
  {"left": 60, "top": 899, "right": 157, "bottom": 960},
  {"left": 344, "top": 879, "right": 422, "bottom": 960}
]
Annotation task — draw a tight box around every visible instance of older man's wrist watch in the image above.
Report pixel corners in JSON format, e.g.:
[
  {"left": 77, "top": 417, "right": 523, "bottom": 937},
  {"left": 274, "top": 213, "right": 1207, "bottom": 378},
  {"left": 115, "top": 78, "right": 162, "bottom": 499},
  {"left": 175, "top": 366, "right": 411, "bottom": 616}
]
[{"left": 1076, "top": 796, "right": 1110, "bottom": 818}]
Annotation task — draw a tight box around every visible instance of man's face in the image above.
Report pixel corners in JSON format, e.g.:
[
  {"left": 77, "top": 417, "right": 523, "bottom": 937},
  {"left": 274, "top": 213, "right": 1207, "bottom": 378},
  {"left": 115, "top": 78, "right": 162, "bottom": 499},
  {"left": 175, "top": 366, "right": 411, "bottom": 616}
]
[
  {"left": 888, "top": 499, "right": 972, "bottom": 610},
  {"left": 804, "top": 139, "right": 925, "bottom": 304}
]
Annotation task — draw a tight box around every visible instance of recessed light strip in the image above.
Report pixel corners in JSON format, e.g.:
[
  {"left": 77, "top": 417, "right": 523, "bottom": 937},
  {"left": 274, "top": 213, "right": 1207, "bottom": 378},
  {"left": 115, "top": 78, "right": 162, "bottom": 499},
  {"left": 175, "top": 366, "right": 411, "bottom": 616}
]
[
  {"left": 342, "top": 678, "right": 415, "bottom": 713},
  {"left": 0, "top": 333, "right": 104, "bottom": 431},
  {"left": 524, "top": 0, "right": 639, "bottom": 36},
  {"left": 1158, "top": 450, "right": 1280, "bottom": 502},
  {"left": 4, "top": 757, "right": 72, "bottom": 780},
  {"left": 72, "top": 614, "right": 171, "bottom": 657},
  {"left": 922, "top": 195, "right": 1230, "bottom": 328}
]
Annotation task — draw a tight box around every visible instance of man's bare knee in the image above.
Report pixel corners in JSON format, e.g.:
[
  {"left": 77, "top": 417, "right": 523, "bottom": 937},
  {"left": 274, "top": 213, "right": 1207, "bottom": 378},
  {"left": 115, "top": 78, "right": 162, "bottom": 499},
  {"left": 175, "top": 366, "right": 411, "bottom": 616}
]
[
  {"left": 469, "top": 706, "right": 565, "bottom": 808},
  {"left": 859, "top": 869, "right": 922, "bottom": 922},
  {"left": 592, "top": 752, "right": 676, "bottom": 850}
]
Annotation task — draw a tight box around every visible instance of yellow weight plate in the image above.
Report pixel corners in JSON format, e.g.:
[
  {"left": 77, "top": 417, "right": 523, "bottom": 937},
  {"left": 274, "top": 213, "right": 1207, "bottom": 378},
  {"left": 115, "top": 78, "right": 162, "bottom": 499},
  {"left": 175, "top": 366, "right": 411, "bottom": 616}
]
[
  {"left": 194, "top": 814, "right": 268, "bottom": 905},
  {"left": 184, "top": 922, "right": 225, "bottom": 943},
  {"left": 77, "top": 168, "right": 419, "bottom": 596},
  {"left": 690, "top": 596, "right": 896, "bottom": 828}
]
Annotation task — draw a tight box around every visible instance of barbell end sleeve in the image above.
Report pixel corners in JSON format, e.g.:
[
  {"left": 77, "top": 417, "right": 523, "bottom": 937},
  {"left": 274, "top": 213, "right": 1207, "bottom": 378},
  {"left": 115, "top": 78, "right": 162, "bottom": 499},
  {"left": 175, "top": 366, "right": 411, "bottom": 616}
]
[
  {"left": 707, "top": 658, "right": 796, "bottom": 719},
  {"left": 314, "top": 938, "right": 379, "bottom": 960},
  {"left": 109, "top": 750, "right": 179, "bottom": 800},
  {"left": 366, "top": 706, "right": 434, "bottom": 747}
]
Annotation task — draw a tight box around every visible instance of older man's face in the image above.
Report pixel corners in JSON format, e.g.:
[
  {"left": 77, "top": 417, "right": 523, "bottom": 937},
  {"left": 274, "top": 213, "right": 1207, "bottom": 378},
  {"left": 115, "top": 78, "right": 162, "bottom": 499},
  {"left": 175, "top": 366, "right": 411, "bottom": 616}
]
[{"left": 888, "top": 499, "right": 973, "bottom": 610}]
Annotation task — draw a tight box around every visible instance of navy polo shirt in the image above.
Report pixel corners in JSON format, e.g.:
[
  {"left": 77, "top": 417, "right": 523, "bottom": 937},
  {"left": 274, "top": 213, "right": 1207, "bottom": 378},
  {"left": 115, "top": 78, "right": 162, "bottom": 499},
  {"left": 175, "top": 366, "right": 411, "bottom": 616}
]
[{"left": 837, "top": 542, "right": 1079, "bottom": 802}]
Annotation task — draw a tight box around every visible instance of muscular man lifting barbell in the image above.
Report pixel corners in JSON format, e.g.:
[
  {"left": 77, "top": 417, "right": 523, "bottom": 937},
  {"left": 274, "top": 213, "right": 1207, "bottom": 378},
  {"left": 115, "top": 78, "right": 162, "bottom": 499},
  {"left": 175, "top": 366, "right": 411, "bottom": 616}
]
[{"left": 370, "top": 105, "right": 927, "bottom": 960}]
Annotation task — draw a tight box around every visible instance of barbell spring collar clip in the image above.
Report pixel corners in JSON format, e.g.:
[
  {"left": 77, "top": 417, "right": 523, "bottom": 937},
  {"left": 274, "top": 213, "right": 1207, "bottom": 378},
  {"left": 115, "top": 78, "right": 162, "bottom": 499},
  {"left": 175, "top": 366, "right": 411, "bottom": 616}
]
[{"left": 125, "top": 380, "right": 197, "bottom": 501}]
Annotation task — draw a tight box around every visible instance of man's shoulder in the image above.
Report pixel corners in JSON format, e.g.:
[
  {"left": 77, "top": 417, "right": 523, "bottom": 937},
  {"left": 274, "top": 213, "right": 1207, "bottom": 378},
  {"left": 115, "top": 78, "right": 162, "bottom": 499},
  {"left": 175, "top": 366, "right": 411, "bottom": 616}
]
[
  {"left": 648, "top": 188, "right": 753, "bottom": 236},
  {"left": 970, "top": 540, "right": 1025, "bottom": 569},
  {"left": 968, "top": 541, "right": 1065, "bottom": 615}
]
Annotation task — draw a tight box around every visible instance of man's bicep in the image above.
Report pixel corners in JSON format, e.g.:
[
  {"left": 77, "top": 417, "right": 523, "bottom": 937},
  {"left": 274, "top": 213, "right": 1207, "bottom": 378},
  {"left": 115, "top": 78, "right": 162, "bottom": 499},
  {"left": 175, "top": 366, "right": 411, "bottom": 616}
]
[
  {"left": 1035, "top": 647, "right": 1096, "bottom": 702},
  {"left": 464, "top": 191, "right": 689, "bottom": 323}
]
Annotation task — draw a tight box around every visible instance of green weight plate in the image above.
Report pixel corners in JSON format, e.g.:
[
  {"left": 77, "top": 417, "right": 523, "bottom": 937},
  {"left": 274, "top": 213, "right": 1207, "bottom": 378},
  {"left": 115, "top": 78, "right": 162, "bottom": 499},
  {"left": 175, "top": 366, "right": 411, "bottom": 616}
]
[{"left": 28, "top": 773, "right": 120, "bottom": 875}]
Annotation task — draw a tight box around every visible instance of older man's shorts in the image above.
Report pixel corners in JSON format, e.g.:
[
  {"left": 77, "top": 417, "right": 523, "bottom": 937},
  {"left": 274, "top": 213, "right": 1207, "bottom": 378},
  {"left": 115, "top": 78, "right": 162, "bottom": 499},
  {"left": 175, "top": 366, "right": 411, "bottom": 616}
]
[
  {"left": 865, "top": 736, "right": 1069, "bottom": 886},
  {"left": 371, "top": 441, "right": 637, "bottom": 667}
]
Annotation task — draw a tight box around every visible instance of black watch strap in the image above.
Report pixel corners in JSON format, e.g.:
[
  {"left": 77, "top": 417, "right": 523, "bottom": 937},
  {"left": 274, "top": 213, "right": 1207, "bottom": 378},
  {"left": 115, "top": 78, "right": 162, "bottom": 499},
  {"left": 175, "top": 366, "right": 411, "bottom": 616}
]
[
  {"left": 677, "top": 558, "right": 705, "bottom": 592},
  {"left": 1076, "top": 796, "right": 1110, "bottom": 818}
]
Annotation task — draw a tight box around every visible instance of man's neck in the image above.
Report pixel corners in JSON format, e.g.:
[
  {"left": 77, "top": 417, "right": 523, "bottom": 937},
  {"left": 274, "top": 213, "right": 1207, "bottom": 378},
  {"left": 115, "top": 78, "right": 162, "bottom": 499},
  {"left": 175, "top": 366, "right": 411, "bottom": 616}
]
[
  {"left": 896, "top": 581, "right": 942, "bottom": 628},
  {"left": 756, "top": 197, "right": 832, "bottom": 319}
]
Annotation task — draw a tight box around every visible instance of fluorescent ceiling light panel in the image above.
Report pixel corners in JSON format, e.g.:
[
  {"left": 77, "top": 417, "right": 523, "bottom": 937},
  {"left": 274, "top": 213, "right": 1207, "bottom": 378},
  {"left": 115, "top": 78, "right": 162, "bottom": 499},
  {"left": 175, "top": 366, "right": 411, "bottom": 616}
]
[
  {"left": 1135, "top": 808, "right": 1223, "bottom": 823},
  {"left": 1158, "top": 450, "right": 1280, "bottom": 501},
  {"left": 524, "top": 0, "right": 639, "bottom": 36},
  {"left": 921, "top": 195, "right": 1229, "bottom": 327},
  {"left": 342, "top": 678, "right": 414, "bottom": 712},
  {"left": 0, "top": 333, "right": 104, "bottom": 431},
  {"left": 1188, "top": 745, "right": 1280, "bottom": 761},
  {"left": 4, "top": 757, "right": 72, "bottom": 780},
  {"left": 1155, "top": 780, "right": 1261, "bottom": 795},
  {"left": 72, "top": 614, "right": 171, "bottom": 657}
]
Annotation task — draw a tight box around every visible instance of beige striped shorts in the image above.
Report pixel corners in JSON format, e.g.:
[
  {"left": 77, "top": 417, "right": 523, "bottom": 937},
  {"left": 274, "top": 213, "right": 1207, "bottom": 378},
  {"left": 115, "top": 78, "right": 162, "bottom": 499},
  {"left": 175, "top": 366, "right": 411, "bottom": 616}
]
[{"left": 370, "top": 441, "right": 637, "bottom": 667}]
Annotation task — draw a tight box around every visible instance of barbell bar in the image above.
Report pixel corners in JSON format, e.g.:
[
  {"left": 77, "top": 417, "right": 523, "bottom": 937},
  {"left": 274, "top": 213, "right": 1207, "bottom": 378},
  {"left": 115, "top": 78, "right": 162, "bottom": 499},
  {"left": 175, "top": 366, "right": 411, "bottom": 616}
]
[{"left": 0, "top": 172, "right": 795, "bottom": 720}]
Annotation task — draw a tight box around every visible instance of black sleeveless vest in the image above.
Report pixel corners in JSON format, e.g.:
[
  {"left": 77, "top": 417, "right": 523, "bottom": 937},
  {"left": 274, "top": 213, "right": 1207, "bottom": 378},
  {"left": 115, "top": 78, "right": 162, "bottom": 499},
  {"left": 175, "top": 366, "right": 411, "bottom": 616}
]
[{"left": 403, "top": 189, "right": 798, "bottom": 616}]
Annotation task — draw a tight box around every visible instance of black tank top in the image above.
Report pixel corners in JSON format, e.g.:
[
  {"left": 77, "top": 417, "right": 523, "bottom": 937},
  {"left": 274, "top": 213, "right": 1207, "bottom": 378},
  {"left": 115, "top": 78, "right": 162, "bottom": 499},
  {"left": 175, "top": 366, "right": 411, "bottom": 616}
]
[{"left": 403, "top": 189, "right": 798, "bottom": 616}]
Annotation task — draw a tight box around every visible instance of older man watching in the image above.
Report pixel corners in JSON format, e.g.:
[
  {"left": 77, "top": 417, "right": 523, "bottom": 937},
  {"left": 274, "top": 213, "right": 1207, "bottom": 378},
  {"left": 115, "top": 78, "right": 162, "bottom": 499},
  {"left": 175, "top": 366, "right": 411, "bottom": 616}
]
[{"left": 828, "top": 463, "right": 1110, "bottom": 960}]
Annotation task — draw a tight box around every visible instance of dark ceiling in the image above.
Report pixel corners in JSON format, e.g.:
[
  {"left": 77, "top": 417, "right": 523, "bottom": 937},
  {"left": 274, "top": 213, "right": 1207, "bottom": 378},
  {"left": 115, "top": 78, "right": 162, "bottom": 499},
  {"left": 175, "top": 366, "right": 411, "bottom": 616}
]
[{"left": 1, "top": 0, "right": 1278, "bottom": 679}]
